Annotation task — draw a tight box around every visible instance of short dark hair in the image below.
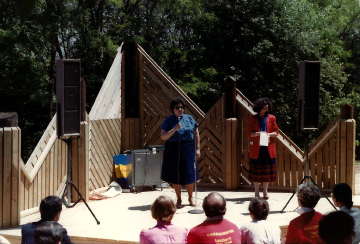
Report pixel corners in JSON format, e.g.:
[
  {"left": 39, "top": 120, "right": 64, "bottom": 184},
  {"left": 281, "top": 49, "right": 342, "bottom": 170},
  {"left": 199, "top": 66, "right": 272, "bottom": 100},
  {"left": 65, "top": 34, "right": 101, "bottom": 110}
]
[
  {"left": 202, "top": 192, "right": 226, "bottom": 218},
  {"left": 34, "top": 221, "right": 64, "bottom": 244},
  {"left": 333, "top": 183, "right": 353, "bottom": 208},
  {"left": 170, "top": 97, "right": 186, "bottom": 113},
  {"left": 248, "top": 197, "right": 269, "bottom": 220},
  {"left": 296, "top": 183, "right": 321, "bottom": 208},
  {"left": 40, "top": 196, "right": 62, "bottom": 221},
  {"left": 151, "top": 196, "right": 177, "bottom": 222},
  {"left": 252, "top": 98, "right": 273, "bottom": 113},
  {"left": 318, "top": 211, "right": 355, "bottom": 244}
]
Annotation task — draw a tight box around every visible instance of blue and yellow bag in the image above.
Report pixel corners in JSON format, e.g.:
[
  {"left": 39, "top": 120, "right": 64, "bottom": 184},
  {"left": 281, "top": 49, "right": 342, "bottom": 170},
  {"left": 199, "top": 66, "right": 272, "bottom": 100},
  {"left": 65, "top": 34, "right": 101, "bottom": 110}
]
[{"left": 114, "top": 154, "right": 132, "bottom": 189}]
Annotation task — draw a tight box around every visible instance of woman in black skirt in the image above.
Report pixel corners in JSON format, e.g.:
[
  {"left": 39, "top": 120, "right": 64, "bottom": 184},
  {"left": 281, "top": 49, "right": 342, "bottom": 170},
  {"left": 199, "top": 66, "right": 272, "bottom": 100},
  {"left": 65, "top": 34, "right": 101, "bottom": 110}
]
[
  {"left": 161, "top": 97, "right": 200, "bottom": 208},
  {"left": 247, "top": 98, "right": 278, "bottom": 199}
]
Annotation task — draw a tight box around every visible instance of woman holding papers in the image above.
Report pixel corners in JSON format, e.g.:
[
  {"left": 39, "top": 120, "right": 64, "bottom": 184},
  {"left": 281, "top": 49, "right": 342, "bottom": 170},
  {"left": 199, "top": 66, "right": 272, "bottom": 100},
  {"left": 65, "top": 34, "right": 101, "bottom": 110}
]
[{"left": 247, "top": 98, "right": 278, "bottom": 199}]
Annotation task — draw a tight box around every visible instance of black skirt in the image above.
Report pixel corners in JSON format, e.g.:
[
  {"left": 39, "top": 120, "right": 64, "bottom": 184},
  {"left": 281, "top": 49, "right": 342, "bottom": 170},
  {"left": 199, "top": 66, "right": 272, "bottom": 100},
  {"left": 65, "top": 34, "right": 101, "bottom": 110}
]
[{"left": 161, "top": 141, "right": 199, "bottom": 185}]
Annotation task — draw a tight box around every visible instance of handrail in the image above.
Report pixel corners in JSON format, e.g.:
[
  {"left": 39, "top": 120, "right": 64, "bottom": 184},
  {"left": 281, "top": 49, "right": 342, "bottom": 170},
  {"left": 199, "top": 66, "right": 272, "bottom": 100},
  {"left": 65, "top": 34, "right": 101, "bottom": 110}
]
[
  {"left": 20, "top": 128, "right": 57, "bottom": 183},
  {"left": 308, "top": 121, "right": 338, "bottom": 158},
  {"left": 26, "top": 115, "right": 57, "bottom": 169},
  {"left": 308, "top": 115, "right": 341, "bottom": 153},
  {"left": 20, "top": 158, "right": 32, "bottom": 182},
  {"left": 137, "top": 45, "right": 205, "bottom": 118}
]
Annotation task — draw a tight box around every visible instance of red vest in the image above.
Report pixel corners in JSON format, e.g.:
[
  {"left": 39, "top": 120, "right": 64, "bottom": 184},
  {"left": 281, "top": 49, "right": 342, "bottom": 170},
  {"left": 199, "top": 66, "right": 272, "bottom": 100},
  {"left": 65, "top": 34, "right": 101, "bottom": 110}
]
[
  {"left": 247, "top": 114, "right": 278, "bottom": 159},
  {"left": 285, "top": 211, "right": 325, "bottom": 244}
]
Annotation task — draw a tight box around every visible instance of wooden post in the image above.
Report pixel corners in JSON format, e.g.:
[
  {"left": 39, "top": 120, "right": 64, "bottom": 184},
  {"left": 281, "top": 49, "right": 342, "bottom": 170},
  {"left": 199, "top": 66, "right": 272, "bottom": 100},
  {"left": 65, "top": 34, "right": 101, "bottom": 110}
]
[
  {"left": 139, "top": 52, "right": 144, "bottom": 148},
  {"left": 224, "top": 76, "right": 236, "bottom": 119},
  {"left": 340, "top": 104, "right": 353, "bottom": 120},
  {"left": 0, "top": 127, "right": 21, "bottom": 228},
  {"left": 346, "top": 119, "right": 355, "bottom": 195},
  {"left": 123, "top": 42, "right": 140, "bottom": 118},
  {"left": 72, "top": 122, "right": 89, "bottom": 202},
  {"left": 0, "top": 113, "right": 18, "bottom": 127},
  {"left": 224, "top": 119, "right": 238, "bottom": 190},
  {"left": 340, "top": 120, "right": 347, "bottom": 183}
]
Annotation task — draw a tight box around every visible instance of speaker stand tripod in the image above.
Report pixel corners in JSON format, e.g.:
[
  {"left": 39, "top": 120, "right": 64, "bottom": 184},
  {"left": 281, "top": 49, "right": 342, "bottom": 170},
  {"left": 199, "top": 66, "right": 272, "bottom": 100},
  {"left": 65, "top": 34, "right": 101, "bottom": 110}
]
[
  {"left": 188, "top": 156, "right": 203, "bottom": 214},
  {"left": 280, "top": 133, "right": 337, "bottom": 213},
  {"left": 61, "top": 138, "right": 100, "bottom": 224}
]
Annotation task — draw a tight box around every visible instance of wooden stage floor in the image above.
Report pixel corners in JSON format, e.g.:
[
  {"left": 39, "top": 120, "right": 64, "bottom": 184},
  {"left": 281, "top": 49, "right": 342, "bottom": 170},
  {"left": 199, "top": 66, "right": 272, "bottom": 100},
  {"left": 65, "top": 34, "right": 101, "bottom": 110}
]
[{"left": 1, "top": 184, "right": 360, "bottom": 243}]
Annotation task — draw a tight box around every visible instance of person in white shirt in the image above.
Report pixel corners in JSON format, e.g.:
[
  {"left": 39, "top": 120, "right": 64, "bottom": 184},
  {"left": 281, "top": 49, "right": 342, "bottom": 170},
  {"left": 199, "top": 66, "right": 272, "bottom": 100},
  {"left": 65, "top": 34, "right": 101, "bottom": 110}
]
[
  {"left": 239, "top": 197, "right": 281, "bottom": 244},
  {"left": 331, "top": 183, "right": 360, "bottom": 244}
]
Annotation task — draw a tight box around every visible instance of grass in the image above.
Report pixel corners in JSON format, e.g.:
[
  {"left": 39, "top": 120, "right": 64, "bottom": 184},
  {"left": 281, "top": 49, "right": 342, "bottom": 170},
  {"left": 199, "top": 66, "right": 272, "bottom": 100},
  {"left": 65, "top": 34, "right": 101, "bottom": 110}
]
[{"left": 356, "top": 160, "right": 360, "bottom": 165}]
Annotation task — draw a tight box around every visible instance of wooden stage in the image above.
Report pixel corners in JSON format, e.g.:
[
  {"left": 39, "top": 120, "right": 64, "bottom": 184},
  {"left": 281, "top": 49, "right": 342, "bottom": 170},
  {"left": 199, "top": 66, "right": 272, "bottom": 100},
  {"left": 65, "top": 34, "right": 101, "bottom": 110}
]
[{"left": 1, "top": 185, "right": 359, "bottom": 243}]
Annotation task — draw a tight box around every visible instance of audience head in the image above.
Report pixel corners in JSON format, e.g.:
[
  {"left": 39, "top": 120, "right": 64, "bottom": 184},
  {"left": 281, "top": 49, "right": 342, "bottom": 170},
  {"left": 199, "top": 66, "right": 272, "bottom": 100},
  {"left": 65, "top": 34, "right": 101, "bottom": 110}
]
[
  {"left": 318, "top": 211, "right": 355, "bottom": 244},
  {"left": 151, "top": 195, "right": 177, "bottom": 222},
  {"left": 34, "top": 221, "right": 64, "bottom": 244},
  {"left": 296, "top": 183, "right": 320, "bottom": 208},
  {"left": 332, "top": 183, "right": 353, "bottom": 209},
  {"left": 202, "top": 192, "right": 226, "bottom": 218},
  {"left": 40, "top": 196, "right": 63, "bottom": 221},
  {"left": 248, "top": 197, "right": 269, "bottom": 220}
]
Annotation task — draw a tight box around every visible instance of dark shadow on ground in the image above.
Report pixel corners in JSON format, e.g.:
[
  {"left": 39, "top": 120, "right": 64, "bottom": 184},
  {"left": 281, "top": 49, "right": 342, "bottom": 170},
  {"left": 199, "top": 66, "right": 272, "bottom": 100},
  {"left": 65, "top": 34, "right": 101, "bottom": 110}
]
[
  {"left": 226, "top": 197, "right": 254, "bottom": 204},
  {"left": 128, "top": 205, "right": 151, "bottom": 211}
]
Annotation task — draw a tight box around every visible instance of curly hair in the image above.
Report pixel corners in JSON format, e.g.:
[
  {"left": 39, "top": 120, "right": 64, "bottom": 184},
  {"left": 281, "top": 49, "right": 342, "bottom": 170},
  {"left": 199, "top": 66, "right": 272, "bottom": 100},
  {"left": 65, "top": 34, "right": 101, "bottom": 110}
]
[
  {"left": 203, "top": 192, "right": 226, "bottom": 218},
  {"left": 248, "top": 197, "right": 269, "bottom": 220},
  {"left": 333, "top": 183, "right": 353, "bottom": 208},
  {"left": 151, "top": 196, "right": 177, "bottom": 222},
  {"left": 296, "top": 183, "right": 321, "bottom": 208},
  {"left": 318, "top": 211, "right": 355, "bottom": 244},
  {"left": 252, "top": 98, "right": 273, "bottom": 113},
  {"left": 170, "top": 97, "right": 186, "bottom": 113}
]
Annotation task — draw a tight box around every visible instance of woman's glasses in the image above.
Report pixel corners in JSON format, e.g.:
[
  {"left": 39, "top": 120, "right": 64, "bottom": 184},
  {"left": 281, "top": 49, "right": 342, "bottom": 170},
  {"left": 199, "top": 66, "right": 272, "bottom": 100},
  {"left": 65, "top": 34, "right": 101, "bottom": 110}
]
[{"left": 174, "top": 106, "right": 184, "bottom": 110}]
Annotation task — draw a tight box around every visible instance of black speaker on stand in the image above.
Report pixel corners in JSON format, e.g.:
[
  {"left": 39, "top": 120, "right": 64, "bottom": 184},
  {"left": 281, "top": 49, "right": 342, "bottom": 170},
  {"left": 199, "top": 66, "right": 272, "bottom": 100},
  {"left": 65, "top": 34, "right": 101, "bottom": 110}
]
[
  {"left": 281, "top": 61, "right": 336, "bottom": 213},
  {"left": 56, "top": 59, "right": 100, "bottom": 224}
]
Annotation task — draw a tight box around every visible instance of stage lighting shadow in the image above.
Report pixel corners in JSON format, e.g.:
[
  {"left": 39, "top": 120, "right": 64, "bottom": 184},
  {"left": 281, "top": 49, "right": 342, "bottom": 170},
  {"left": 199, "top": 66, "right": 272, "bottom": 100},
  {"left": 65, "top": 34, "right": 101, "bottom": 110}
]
[
  {"left": 128, "top": 205, "right": 151, "bottom": 211},
  {"left": 241, "top": 210, "right": 294, "bottom": 216},
  {"left": 226, "top": 197, "right": 253, "bottom": 204}
]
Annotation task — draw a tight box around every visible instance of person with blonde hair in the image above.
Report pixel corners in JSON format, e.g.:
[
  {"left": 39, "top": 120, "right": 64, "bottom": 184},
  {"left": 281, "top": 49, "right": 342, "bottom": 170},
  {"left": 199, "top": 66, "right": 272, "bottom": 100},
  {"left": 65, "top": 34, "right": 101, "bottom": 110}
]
[{"left": 140, "top": 195, "right": 188, "bottom": 243}]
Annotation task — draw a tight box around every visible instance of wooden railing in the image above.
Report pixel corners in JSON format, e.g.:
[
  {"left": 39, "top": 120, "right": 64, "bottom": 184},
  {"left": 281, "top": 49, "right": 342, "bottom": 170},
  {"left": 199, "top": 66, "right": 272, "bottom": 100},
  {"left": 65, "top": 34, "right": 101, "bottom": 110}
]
[
  {"left": 0, "top": 116, "right": 89, "bottom": 228},
  {"left": 235, "top": 91, "right": 355, "bottom": 192}
]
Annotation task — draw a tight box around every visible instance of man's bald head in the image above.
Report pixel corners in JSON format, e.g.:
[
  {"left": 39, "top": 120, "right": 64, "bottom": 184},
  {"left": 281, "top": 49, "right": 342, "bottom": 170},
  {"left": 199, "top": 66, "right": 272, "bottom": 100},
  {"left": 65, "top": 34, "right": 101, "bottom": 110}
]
[{"left": 202, "top": 192, "right": 226, "bottom": 218}]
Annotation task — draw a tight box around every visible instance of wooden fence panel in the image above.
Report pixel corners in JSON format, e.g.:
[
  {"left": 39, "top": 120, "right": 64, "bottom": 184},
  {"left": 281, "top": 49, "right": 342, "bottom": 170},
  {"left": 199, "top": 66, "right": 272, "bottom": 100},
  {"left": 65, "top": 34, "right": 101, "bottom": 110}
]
[
  {"left": 89, "top": 119, "right": 120, "bottom": 191},
  {"left": 329, "top": 134, "right": 335, "bottom": 188}
]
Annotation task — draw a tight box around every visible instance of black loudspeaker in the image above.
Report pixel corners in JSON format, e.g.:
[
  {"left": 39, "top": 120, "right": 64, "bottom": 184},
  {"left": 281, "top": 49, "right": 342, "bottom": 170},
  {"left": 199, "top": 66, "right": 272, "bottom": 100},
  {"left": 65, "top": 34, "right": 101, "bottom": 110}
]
[
  {"left": 298, "top": 61, "right": 320, "bottom": 131},
  {"left": 56, "top": 59, "right": 81, "bottom": 138}
]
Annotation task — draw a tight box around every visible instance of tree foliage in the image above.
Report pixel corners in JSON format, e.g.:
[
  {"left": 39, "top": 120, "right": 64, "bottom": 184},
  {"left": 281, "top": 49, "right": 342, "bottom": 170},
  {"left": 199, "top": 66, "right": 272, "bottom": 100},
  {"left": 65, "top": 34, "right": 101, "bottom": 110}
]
[{"left": 0, "top": 0, "right": 359, "bottom": 160}]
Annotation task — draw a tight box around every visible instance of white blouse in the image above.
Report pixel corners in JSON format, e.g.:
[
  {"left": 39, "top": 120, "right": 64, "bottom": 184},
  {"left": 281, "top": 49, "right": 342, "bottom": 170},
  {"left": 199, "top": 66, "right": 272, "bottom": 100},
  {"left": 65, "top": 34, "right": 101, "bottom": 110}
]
[{"left": 239, "top": 219, "right": 281, "bottom": 244}]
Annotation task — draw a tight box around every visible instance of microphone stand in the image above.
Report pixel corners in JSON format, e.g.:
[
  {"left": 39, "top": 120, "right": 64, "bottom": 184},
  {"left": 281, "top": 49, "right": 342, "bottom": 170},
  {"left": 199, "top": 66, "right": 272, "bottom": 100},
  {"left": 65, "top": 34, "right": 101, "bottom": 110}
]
[{"left": 188, "top": 140, "right": 203, "bottom": 214}]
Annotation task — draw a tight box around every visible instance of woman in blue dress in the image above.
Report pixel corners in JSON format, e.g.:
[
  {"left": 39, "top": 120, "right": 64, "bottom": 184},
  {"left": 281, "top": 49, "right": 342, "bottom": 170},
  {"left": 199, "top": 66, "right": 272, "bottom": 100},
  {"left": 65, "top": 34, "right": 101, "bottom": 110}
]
[{"left": 161, "top": 97, "right": 200, "bottom": 208}]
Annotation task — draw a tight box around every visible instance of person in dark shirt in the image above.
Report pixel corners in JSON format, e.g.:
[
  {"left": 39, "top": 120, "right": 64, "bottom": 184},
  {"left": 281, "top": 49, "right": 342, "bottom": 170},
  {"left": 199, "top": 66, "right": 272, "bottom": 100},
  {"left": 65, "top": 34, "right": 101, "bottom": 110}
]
[
  {"left": 21, "top": 196, "right": 73, "bottom": 244},
  {"left": 34, "top": 221, "right": 64, "bottom": 244},
  {"left": 318, "top": 211, "right": 355, "bottom": 244}
]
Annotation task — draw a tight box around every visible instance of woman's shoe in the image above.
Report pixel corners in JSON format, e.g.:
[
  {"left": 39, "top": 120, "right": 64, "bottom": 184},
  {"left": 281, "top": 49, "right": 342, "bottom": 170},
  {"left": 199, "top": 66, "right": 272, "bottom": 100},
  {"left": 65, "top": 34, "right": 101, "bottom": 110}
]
[
  {"left": 263, "top": 194, "right": 269, "bottom": 200},
  {"left": 176, "top": 200, "right": 183, "bottom": 208},
  {"left": 188, "top": 197, "right": 195, "bottom": 207}
]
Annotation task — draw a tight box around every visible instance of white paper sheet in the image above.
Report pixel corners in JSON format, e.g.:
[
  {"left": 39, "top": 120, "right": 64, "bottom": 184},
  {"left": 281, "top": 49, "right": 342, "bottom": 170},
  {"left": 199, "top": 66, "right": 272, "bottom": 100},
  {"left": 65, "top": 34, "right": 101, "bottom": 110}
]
[{"left": 259, "top": 132, "right": 269, "bottom": 146}]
